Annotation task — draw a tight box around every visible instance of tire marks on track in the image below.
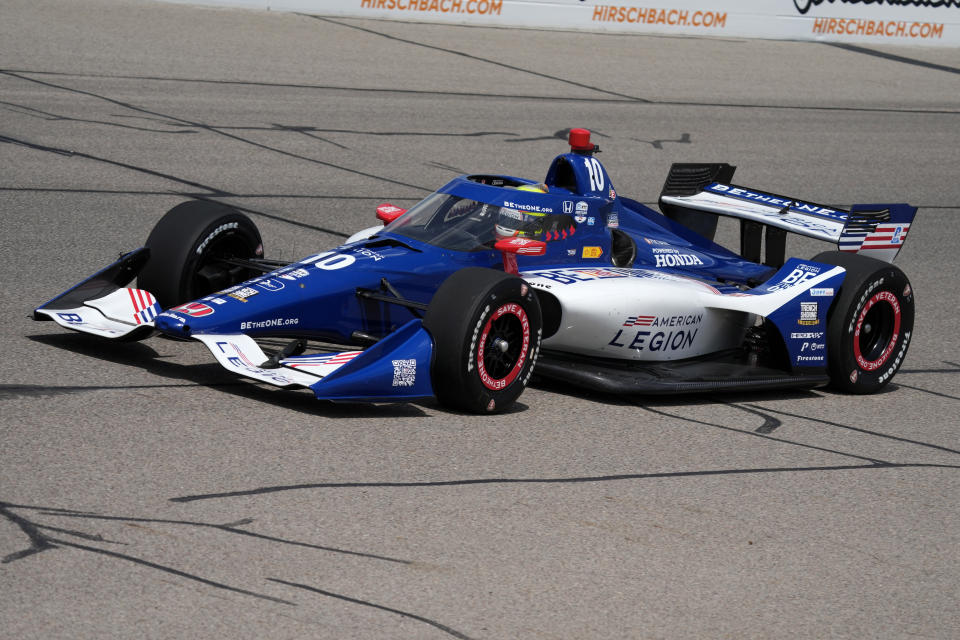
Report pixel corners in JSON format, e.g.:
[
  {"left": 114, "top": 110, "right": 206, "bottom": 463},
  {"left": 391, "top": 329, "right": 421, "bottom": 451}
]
[
  {"left": 0, "top": 501, "right": 474, "bottom": 635},
  {"left": 0, "top": 70, "right": 433, "bottom": 193}
]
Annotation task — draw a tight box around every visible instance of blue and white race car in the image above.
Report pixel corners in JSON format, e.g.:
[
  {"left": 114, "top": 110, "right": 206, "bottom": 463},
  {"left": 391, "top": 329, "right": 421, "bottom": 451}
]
[{"left": 34, "top": 129, "right": 917, "bottom": 413}]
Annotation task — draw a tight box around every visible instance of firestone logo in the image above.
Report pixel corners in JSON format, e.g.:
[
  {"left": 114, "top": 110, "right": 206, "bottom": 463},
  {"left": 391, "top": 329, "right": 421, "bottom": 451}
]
[{"left": 794, "top": 0, "right": 960, "bottom": 15}]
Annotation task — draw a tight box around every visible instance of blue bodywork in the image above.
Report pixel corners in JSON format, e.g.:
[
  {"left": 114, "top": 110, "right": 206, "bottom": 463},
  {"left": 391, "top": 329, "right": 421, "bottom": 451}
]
[
  {"left": 39, "top": 138, "right": 876, "bottom": 402},
  {"left": 154, "top": 149, "right": 776, "bottom": 345}
]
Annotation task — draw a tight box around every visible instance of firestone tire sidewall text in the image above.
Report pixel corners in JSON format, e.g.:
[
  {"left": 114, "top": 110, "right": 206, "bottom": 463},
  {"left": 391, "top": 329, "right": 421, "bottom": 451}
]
[
  {"left": 815, "top": 251, "right": 914, "bottom": 394},
  {"left": 424, "top": 268, "right": 542, "bottom": 414}
]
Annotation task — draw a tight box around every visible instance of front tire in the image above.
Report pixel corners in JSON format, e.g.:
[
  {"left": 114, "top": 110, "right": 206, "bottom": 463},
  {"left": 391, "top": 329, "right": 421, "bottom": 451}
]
[
  {"left": 814, "top": 251, "right": 914, "bottom": 394},
  {"left": 423, "top": 268, "right": 542, "bottom": 414},
  {"left": 138, "top": 200, "right": 263, "bottom": 309}
]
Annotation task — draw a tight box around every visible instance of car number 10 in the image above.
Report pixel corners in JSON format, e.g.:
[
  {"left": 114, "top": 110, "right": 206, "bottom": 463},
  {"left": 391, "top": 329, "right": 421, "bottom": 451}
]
[
  {"left": 312, "top": 252, "right": 356, "bottom": 270},
  {"left": 584, "top": 157, "right": 605, "bottom": 193}
]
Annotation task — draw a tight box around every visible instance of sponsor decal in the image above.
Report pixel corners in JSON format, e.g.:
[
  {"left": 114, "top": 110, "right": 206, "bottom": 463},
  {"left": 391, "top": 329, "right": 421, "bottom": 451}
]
[
  {"left": 285, "top": 352, "right": 362, "bottom": 370},
  {"left": 800, "top": 341, "right": 825, "bottom": 353},
  {"left": 606, "top": 213, "right": 619, "bottom": 228},
  {"left": 172, "top": 302, "right": 214, "bottom": 317},
  {"left": 254, "top": 278, "right": 284, "bottom": 292},
  {"left": 608, "top": 187, "right": 616, "bottom": 199},
  {"left": 623, "top": 313, "right": 702, "bottom": 328},
  {"left": 654, "top": 252, "right": 703, "bottom": 268},
  {"left": 791, "top": 331, "right": 825, "bottom": 339},
  {"left": 239, "top": 318, "right": 299, "bottom": 331},
  {"left": 502, "top": 200, "right": 552, "bottom": 214},
  {"left": 798, "top": 301, "right": 819, "bottom": 325},
  {"left": 359, "top": 0, "right": 504, "bottom": 17},
  {"left": 811, "top": 16, "right": 947, "bottom": 41},
  {"left": 526, "top": 267, "right": 714, "bottom": 290},
  {"left": 573, "top": 268, "right": 623, "bottom": 278},
  {"left": 475, "top": 303, "right": 530, "bottom": 390},
  {"left": 855, "top": 290, "right": 901, "bottom": 371},
  {"left": 582, "top": 246, "right": 603, "bottom": 259},
  {"left": 794, "top": 0, "right": 960, "bottom": 14},
  {"left": 842, "top": 221, "right": 911, "bottom": 254},
  {"left": 643, "top": 237, "right": 670, "bottom": 246},
  {"left": 57, "top": 312, "right": 84, "bottom": 324},
  {"left": 228, "top": 287, "right": 259, "bottom": 302},
  {"left": 466, "top": 304, "right": 489, "bottom": 373},
  {"left": 195, "top": 222, "right": 238, "bottom": 256},
  {"left": 574, "top": 214, "right": 587, "bottom": 224},
  {"left": 279, "top": 268, "right": 310, "bottom": 281},
  {"left": 352, "top": 246, "right": 385, "bottom": 261},
  {"left": 847, "top": 277, "right": 883, "bottom": 334},
  {"left": 592, "top": 6, "right": 728, "bottom": 30},
  {"left": 576, "top": 201, "right": 589, "bottom": 214},
  {"left": 563, "top": 201, "right": 574, "bottom": 214},
  {"left": 392, "top": 359, "right": 417, "bottom": 387},
  {"left": 567, "top": 249, "right": 577, "bottom": 256},
  {"left": 878, "top": 330, "right": 910, "bottom": 384},
  {"left": 765, "top": 266, "right": 821, "bottom": 292},
  {"left": 810, "top": 287, "right": 834, "bottom": 297},
  {"left": 214, "top": 340, "right": 295, "bottom": 385},
  {"left": 609, "top": 328, "right": 699, "bottom": 352},
  {"left": 708, "top": 184, "right": 842, "bottom": 219},
  {"left": 208, "top": 297, "right": 227, "bottom": 305},
  {"left": 611, "top": 313, "right": 703, "bottom": 352},
  {"left": 587, "top": 217, "right": 596, "bottom": 226},
  {"left": 796, "top": 354, "right": 825, "bottom": 362}
]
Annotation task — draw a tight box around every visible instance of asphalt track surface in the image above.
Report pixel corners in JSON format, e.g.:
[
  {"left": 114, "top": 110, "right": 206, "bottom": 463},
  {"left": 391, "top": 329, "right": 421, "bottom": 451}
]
[{"left": 2, "top": 1, "right": 960, "bottom": 638}]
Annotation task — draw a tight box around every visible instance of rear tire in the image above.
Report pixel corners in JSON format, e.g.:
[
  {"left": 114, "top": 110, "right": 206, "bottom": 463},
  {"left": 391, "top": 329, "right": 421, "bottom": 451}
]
[
  {"left": 138, "top": 200, "right": 263, "bottom": 309},
  {"left": 423, "top": 268, "right": 542, "bottom": 414},
  {"left": 813, "top": 251, "right": 914, "bottom": 394}
]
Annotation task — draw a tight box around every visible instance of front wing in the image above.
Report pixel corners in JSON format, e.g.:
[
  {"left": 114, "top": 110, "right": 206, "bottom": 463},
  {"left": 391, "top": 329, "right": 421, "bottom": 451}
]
[
  {"left": 34, "top": 249, "right": 435, "bottom": 403},
  {"left": 193, "top": 320, "right": 434, "bottom": 402}
]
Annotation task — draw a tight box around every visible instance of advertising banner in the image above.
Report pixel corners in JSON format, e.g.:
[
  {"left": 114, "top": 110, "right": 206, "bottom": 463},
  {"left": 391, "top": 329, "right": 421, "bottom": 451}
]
[{"left": 163, "top": 0, "right": 960, "bottom": 46}]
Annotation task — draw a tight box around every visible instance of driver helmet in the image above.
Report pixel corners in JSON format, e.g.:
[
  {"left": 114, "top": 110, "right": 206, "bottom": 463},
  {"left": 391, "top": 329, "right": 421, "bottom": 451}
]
[{"left": 495, "top": 183, "right": 549, "bottom": 239}]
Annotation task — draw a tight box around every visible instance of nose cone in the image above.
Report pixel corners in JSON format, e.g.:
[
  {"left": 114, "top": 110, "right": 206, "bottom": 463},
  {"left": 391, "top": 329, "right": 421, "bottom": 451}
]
[{"left": 154, "top": 308, "right": 192, "bottom": 337}]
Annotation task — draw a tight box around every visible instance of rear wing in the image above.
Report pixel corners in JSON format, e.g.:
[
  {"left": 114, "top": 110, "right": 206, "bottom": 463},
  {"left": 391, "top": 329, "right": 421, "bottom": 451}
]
[{"left": 658, "top": 163, "right": 916, "bottom": 265}]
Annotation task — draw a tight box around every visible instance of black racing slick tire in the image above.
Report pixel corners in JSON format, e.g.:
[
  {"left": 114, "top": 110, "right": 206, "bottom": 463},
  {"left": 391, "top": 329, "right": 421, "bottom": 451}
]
[
  {"left": 813, "top": 251, "right": 914, "bottom": 394},
  {"left": 423, "top": 268, "right": 542, "bottom": 414},
  {"left": 137, "top": 200, "right": 263, "bottom": 309}
]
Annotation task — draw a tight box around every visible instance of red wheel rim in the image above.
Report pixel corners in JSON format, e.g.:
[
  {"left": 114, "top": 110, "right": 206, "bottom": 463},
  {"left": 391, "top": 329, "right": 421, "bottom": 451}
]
[
  {"left": 853, "top": 290, "right": 901, "bottom": 371},
  {"left": 476, "top": 303, "right": 530, "bottom": 391}
]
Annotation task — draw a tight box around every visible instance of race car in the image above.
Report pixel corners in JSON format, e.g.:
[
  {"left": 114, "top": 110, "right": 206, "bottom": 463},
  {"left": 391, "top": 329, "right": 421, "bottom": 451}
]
[{"left": 34, "top": 129, "right": 917, "bottom": 413}]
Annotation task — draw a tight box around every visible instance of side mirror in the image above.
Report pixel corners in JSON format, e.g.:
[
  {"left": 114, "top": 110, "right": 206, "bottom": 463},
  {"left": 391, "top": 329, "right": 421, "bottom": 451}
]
[
  {"left": 494, "top": 237, "right": 547, "bottom": 256},
  {"left": 376, "top": 203, "right": 407, "bottom": 224},
  {"left": 494, "top": 237, "right": 547, "bottom": 275}
]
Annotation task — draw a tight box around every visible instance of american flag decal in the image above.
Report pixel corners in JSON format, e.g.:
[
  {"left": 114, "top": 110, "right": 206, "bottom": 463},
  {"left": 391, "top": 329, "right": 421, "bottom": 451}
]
[
  {"left": 623, "top": 315, "right": 655, "bottom": 327},
  {"left": 127, "top": 288, "right": 160, "bottom": 325},
  {"left": 839, "top": 209, "right": 905, "bottom": 254},
  {"left": 229, "top": 342, "right": 259, "bottom": 368},
  {"left": 286, "top": 352, "right": 363, "bottom": 369},
  {"left": 861, "top": 223, "right": 909, "bottom": 250}
]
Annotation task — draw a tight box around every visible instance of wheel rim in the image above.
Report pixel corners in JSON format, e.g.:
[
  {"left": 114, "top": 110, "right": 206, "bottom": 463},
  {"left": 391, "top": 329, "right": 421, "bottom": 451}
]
[
  {"left": 191, "top": 231, "right": 258, "bottom": 299},
  {"left": 476, "top": 303, "right": 530, "bottom": 391},
  {"left": 853, "top": 290, "right": 901, "bottom": 371}
]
